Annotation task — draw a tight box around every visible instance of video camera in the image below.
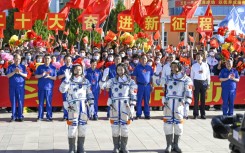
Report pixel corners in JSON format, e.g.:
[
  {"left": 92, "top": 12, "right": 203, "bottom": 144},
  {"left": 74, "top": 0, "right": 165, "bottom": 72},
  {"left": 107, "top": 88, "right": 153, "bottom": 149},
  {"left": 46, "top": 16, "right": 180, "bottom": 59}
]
[{"left": 211, "top": 113, "right": 245, "bottom": 153}]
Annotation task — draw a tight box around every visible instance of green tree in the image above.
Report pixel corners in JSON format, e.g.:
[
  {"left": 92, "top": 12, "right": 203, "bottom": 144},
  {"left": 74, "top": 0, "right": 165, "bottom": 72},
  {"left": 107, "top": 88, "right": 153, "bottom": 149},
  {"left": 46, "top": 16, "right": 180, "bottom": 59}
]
[
  {"left": 105, "top": 0, "right": 126, "bottom": 33},
  {"left": 3, "top": 9, "right": 18, "bottom": 44}
]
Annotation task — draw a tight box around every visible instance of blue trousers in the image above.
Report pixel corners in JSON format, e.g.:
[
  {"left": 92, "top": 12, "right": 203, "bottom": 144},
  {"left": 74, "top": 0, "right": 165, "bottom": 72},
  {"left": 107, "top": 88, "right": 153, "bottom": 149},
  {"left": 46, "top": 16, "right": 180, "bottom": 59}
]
[
  {"left": 38, "top": 90, "right": 53, "bottom": 119},
  {"left": 222, "top": 89, "right": 236, "bottom": 116},
  {"left": 62, "top": 93, "right": 68, "bottom": 119},
  {"left": 93, "top": 89, "right": 99, "bottom": 118},
  {"left": 136, "top": 84, "right": 151, "bottom": 117},
  {"left": 9, "top": 86, "right": 25, "bottom": 119}
]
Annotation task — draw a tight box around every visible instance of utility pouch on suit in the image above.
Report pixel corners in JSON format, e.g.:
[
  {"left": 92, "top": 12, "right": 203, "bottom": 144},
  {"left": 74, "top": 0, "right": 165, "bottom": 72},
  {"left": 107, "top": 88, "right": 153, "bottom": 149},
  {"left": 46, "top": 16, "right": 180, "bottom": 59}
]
[
  {"left": 80, "top": 112, "right": 88, "bottom": 121},
  {"left": 121, "top": 112, "right": 129, "bottom": 122}
]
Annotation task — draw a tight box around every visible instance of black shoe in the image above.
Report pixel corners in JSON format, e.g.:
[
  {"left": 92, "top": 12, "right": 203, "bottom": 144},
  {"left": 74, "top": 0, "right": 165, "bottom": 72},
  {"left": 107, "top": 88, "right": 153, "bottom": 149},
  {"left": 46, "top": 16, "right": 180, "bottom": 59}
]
[
  {"left": 19, "top": 118, "right": 24, "bottom": 122},
  {"left": 145, "top": 116, "right": 151, "bottom": 120},
  {"left": 47, "top": 118, "right": 53, "bottom": 122},
  {"left": 37, "top": 118, "right": 43, "bottom": 122},
  {"left": 10, "top": 118, "right": 16, "bottom": 122},
  {"left": 201, "top": 115, "right": 206, "bottom": 119},
  {"left": 93, "top": 116, "right": 98, "bottom": 121},
  {"left": 62, "top": 118, "right": 68, "bottom": 121},
  {"left": 135, "top": 116, "right": 141, "bottom": 120},
  {"left": 193, "top": 116, "right": 197, "bottom": 119}
]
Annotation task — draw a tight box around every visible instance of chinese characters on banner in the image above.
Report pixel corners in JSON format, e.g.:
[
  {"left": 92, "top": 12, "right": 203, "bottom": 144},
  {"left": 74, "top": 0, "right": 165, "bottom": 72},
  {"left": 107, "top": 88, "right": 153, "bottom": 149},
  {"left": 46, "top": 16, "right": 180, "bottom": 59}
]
[
  {"left": 14, "top": 12, "right": 32, "bottom": 30},
  {"left": 117, "top": 14, "right": 134, "bottom": 32},
  {"left": 175, "top": 0, "right": 245, "bottom": 6},
  {"left": 143, "top": 16, "right": 160, "bottom": 32},
  {"left": 0, "top": 12, "right": 6, "bottom": 29},
  {"left": 82, "top": 14, "right": 99, "bottom": 31},
  {"left": 47, "top": 13, "right": 66, "bottom": 31},
  {"left": 170, "top": 16, "right": 186, "bottom": 32},
  {"left": 198, "top": 16, "right": 213, "bottom": 32}
]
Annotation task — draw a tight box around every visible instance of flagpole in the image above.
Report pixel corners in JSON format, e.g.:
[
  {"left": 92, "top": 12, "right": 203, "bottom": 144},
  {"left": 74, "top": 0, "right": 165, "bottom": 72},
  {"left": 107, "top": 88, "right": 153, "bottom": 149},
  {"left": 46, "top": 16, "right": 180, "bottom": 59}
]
[{"left": 104, "top": 0, "right": 113, "bottom": 36}]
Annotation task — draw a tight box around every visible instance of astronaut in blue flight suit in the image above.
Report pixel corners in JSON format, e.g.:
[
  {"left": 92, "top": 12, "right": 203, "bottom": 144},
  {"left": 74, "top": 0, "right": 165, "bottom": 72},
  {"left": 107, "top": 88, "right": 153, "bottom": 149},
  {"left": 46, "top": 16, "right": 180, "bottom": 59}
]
[
  {"left": 85, "top": 59, "right": 102, "bottom": 120},
  {"left": 7, "top": 54, "right": 27, "bottom": 122},
  {"left": 58, "top": 55, "right": 73, "bottom": 120},
  {"left": 102, "top": 54, "right": 122, "bottom": 118},
  {"left": 219, "top": 58, "right": 240, "bottom": 116},
  {"left": 132, "top": 54, "right": 153, "bottom": 119},
  {"left": 35, "top": 54, "right": 57, "bottom": 121}
]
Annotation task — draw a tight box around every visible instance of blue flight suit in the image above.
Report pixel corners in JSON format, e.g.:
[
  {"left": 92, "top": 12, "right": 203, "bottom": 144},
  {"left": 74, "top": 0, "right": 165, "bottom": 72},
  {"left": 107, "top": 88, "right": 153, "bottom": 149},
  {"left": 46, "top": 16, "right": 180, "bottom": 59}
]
[
  {"left": 7, "top": 64, "right": 27, "bottom": 120},
  {"left": 107, "top": 64, "right": 117, "bottom": 118},
  {"left": 35, "top": 64, "right": 56, "bottom": 120},
  {"left": 57, "top": 64, "right": 73, "bottom": 119},
  {"left": 219, "top": 68, "right": 239, "bottom": 116},
  {"left": 85, "top": 68, "right": 102, "bottom": 119},
  {"left": 132, "top": 64, "right": 153, "bottom": 118}
]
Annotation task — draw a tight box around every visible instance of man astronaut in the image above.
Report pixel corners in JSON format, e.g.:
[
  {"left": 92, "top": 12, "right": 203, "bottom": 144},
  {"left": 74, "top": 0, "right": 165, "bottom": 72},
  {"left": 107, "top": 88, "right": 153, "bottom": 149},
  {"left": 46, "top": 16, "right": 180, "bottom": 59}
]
[
  {"left": 161, "top": 61, "right": 193, "bottom": 153},
  {"left": 59, "top": 64, "right": 94, "bottom": 153},
  {"left": 100, "top": 63, "right": 137, "bottom": 153}
]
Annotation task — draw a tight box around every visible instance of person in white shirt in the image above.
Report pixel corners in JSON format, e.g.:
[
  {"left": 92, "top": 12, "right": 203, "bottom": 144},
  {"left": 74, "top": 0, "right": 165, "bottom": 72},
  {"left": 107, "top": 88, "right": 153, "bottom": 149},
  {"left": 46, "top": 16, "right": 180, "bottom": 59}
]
[
  {"left": 191, "top": 52, "right": 210, "bottom": 119},
  {"left": 207, "top": 50, "right": 218, "bottom": 76}
]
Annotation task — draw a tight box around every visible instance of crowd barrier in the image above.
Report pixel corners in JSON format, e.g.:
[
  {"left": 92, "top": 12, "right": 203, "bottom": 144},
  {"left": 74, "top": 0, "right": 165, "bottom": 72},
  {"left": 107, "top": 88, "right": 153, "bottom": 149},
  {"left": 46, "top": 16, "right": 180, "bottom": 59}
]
[{"left": 0, "top": 76, "right": 244, "bottom": 107}]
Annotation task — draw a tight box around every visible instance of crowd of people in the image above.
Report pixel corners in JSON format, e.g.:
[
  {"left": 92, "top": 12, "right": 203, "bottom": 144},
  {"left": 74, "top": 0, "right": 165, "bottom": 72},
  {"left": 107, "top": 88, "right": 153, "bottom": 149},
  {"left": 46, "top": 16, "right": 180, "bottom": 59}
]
[{"left": 0, "top": 36, "right": 243, "bottom": 153}]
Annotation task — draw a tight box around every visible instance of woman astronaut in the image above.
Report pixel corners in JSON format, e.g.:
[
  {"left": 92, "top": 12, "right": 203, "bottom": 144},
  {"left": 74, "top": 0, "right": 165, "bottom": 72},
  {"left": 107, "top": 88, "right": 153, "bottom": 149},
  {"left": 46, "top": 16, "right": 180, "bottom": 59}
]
[
  {"left": 162, "top": 61, "right": 193, "bottom": 153},
  {"left": 59, "top": 64, "right": 94, "bottom": 153},
  {"left": 100, "top": 63, "right": 137, "bottom": 153}
]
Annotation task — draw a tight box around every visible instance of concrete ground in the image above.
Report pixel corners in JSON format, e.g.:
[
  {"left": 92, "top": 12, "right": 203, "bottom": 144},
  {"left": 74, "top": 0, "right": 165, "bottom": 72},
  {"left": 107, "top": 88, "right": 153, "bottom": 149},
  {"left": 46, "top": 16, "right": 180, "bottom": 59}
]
[{"left": 0, "top": 108, "right": 243, "bottom": 153}]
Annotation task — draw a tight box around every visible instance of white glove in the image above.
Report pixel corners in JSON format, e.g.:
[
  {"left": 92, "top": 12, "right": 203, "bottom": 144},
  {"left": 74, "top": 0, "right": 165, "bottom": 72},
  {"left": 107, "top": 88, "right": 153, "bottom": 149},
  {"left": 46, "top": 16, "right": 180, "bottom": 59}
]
[
  {"left": 184, "top": 103, "right": 189, "bottom": 119},
  {"left": 130, "top": 105, "right": 135, "bottom": 119},
  {"left": 102, "top": 68, "right": 109, "bottom": 81},
  {"left": 89, "top": 104, "right": 95, "bottom": 118},
  {"left": 155, "top": 63, "right": 162, "bottom": 75},
  {"left": 64, "top": 69, "right": 72, "bottom": 81}
]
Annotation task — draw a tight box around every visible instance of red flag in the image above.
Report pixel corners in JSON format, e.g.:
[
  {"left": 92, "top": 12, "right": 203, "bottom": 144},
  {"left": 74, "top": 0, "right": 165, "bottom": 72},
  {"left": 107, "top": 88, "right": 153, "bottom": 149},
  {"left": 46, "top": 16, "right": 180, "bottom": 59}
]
[
  {"left": 83, "top": 36, "right": 88, "bottom": 44},
  {"left": 63, "top": 29, "right": 69, "bottom": 36},
  {"left": 180, "top": 0, "right": 201, "bottom": 19},
  {"left": 130, "top": 0, "right": 147, "bottom": 28},
  {"left": 204, "top": 4, "right": 212, "bottom": 16},
  {"left": 77, "top": 0, "right": 112, "bottom": 25},
  {"left": 104, "top": 30, "right": 116, "bottom": 42},
  {"left": 154, "top": 31, "right": 160, "bottom": 40},
  {"left": 95, "top": 28, "right": 103, "bottom": 35},
  {"left": 145, "top": 0, "right": 163, "bottom": 16},
  {"left": 0, "top": 29, "right": 4, "bottom": 38},
  {"left": 59, "top": 6, "right": 70, "bottom": 19},
  {"left": 14, "top": 0, "right": 30, "bottom": 12},
  {"left": 188, "top": 35, "right": 194, "bottom": 43},
  {"left": 23, "top": 0, "right": 51, "bottom": 23},
  {"left": 0, "top": 0, "right": 15, "bottom": 12},
  {"left": 66, "top": 0, "right": 96, "bottom": 9}
]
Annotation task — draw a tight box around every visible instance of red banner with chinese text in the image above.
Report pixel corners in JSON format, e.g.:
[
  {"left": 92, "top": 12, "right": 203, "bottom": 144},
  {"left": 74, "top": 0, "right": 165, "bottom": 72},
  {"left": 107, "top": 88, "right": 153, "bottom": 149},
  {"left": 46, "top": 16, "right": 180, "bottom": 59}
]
[
  {"left": 170, "top": 16, "right": 186, "bottom": 32},
  {"left": 82, "top": 14, "right": 99, "bottom": 31},
  {"left": 0, "top": 76, "right": 244, "bottom": 107},
  {"left": 0, "top": 12, "right": 6, "bottom": 29},
  {"left": 143, "top": 16, "right": 160, "bottom": 32},
  {"left": 117, "top": 14, "right": 134, "bottom": 32},
  {"left": 198, "top": 16, "right": 213, "bottom": 32},
  {"left": 47, "top": 13, "right": 66, "bottom": 31},
  {"left": 175, "top": 0, "right": 245, "bottom": 6},
  {"left": 14, "top": 12, "right": 32, "bottom": 30}
]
